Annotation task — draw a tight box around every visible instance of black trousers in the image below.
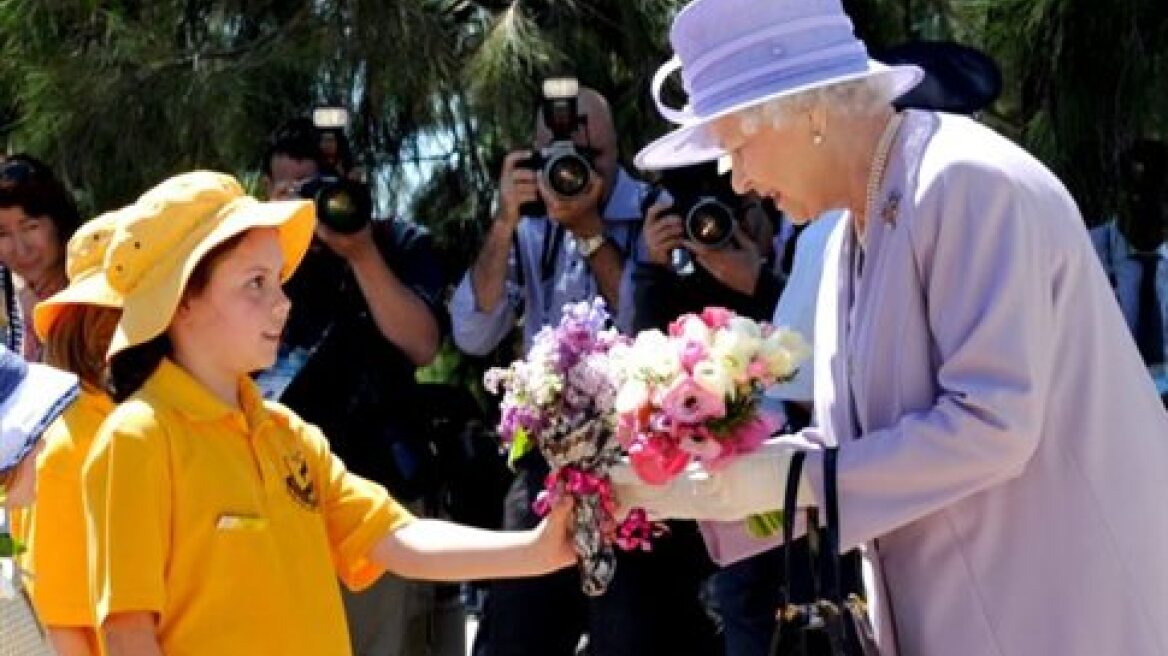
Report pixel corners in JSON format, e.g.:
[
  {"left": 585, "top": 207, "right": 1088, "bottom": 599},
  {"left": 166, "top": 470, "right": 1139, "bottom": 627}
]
[{"left": 473, "top": 460, "right": 723, "bottom": 656}]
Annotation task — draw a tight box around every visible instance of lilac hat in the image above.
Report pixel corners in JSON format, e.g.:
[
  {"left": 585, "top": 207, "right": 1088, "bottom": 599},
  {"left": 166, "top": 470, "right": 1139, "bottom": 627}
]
[
  {"left": 635, "top": 0, "right": 924, "bottom": 170},
  {"left": 0, "top": 346, "right": 78, "bottom": 474}
]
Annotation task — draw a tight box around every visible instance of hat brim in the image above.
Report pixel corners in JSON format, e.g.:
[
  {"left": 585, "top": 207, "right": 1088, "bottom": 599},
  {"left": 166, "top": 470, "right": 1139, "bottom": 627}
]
[
  {"left": 106, "top": 198, "right": 315, "bottom": 359},
  {"left": 33, "top": 272, "right": 123, "bottom": 341},
  {"left": 634, "top": 61, "right": 924, "bottom": 171},
  {"left": 0, "top": 362, "right": 78, "bottom": 473}
]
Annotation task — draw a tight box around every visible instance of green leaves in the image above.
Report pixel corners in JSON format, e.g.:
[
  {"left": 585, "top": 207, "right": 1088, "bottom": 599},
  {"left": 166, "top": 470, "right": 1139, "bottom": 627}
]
[
  {"left": 746, "top": 510, "right": 784, "bottom": 539},
  {"left": 0, "top": 533, "right": 26, "bottom": 559},
  {"left": 507, "top": 426, "right": 534, "bottom": 468}
]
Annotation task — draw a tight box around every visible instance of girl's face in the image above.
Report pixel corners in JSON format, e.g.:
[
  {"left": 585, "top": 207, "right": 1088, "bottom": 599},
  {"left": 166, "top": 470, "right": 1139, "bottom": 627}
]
[
  {"left": 0, "top": 206, "right": 65, "bottom": 295},
  {"left": 172, "top": 228, "right": 291, "bottom": 377}
]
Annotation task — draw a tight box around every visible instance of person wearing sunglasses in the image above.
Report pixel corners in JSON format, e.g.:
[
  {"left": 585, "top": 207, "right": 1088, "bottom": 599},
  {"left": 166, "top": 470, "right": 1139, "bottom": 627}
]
[{"left": 0, "top": 155, "right": 83, "bottom": 361}]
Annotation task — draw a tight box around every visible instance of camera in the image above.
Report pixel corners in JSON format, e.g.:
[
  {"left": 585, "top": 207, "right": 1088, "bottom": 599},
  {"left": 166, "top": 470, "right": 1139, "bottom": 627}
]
[
  {"left": 296, "top": 174, "right": 372, "bottom": 234},
  {"left": 648, "top": 162, "right": 740, "bottom": 276},
  {"left": 519, "top": 77, "right": 594, "bottom": 217}
]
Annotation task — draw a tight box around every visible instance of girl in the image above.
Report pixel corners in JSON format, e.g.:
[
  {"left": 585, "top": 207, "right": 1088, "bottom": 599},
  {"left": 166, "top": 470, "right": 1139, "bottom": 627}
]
[
  {"left": 26, "top": 209, "right": 126, "bottom": 655},
  {"left": 83, "top": 172, "right": 575, "bottom": 656},
  {"left": 0, "top": 344, "right": 79, "bottom": 656}
]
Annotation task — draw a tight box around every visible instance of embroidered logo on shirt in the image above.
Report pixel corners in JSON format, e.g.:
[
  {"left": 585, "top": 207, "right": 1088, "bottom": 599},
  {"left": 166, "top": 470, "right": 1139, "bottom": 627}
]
[{"left": 282, "top": 451, "right": 319, "bottom": 510}]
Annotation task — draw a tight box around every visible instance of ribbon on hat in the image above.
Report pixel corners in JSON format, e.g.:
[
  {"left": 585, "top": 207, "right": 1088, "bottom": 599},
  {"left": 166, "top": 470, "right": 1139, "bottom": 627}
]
[
  {"left": 651, "top": 56, "right": 692, "bottom": 125},
  {"left": 651, "top": 12, "right": 865, "bottom": 124},
  {"left": 0, "top": 347, "right": 27, "bottom": 403}
]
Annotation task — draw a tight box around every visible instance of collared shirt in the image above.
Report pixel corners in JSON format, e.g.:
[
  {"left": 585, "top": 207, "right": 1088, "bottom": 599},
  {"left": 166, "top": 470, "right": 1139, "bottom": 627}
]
[
  {"left": 1089, "top": 220, "right": 1168, "bottom": 371},
  {"left": 83, "top": 360, "right": 413, "bottom": 655},
  {"left": 270, "top": 218, "right": 448, "bottom": 492},
  {"left": 449, "top": 168, "right": 648, "bottom": 355},
  {"left": 25, "top": 387, "right": 113, "bottom": 649},
  {"left": 766, "top": 210, "right": 845, "bottom": 403}
]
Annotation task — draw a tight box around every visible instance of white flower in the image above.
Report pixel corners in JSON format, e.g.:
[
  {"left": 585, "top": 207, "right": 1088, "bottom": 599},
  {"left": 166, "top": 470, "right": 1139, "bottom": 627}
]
[
  {"left": 615, "top": 378, "right": 650, "bottom": 414},
  {"left": 711, "top": 329, "right": 755, "bottom": 381},
  {"left": 727, "top": 315, "right": 763, "bottom": 341},
  {"left": 692, "top": 360, "right": 733, "bottom": 399},
  {"left": 760, "top": 329, "right": 810, "bottom": 377},
  {"left": 629, "top": 330, "right": 682, "bottom": 382},
  {"left": 676, "top": 315, "right": 712, "bottom": 346},
  {"left": 532, "top": 373, "right": 564, "bottom": 406}
]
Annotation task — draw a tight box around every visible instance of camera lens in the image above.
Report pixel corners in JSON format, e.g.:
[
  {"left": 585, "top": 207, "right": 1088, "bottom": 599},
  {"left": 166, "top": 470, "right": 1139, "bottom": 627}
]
[
  {"left": 686, "top": 198, "right": 735, "bottom": 248},
  {"left": 545, "top": 154, "right": 591, "bottom": 197},
  {"left": 298, "top": 175, "right": 371, "bottom": 234}
]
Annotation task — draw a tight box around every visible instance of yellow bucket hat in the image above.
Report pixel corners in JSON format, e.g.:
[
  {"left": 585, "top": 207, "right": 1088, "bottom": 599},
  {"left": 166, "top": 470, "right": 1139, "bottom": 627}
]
[
  {"left": 103, "top": 171, "right": 315, "bottom": 359},
  {"left": 32, "top": 208, "right": 128, "bottom": 341}
]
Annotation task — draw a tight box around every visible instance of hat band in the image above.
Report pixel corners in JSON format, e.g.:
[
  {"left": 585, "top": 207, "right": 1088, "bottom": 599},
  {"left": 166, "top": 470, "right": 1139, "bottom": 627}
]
[
  {"left": 683, "top": 13, "right": 853, "bottom": 84},
  {"left": 692, "top": 41, "right": 868, "bottom": 116},
  {"left": 0, "top": 348, "right": 27, "bottom": 401}
]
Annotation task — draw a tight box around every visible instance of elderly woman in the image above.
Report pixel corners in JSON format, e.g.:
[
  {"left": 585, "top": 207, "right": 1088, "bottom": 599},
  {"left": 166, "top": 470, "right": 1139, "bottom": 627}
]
[{"left": 620, "top": 0, "right": 1168, "bottom": 654}]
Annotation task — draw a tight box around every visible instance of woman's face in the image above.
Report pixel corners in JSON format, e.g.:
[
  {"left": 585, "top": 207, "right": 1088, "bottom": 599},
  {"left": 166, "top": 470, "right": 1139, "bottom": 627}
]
[
  {"left": 0, "top": 206, "right": 65, "bottom": 293},
  {"left": 172, "top": 228, "right": 291, "bottom": 377},
  {"left": 709, "top": 112, "right": 829, "bottom": 224}
]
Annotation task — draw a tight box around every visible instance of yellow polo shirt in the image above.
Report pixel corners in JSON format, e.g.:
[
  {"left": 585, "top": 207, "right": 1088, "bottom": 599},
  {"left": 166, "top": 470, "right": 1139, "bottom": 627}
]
[
  {"left": 26, "top": 386, "right": 112, "bottom": 652},
  {"left": 83, "top": 359, "right": 414, "bottom": 655}
]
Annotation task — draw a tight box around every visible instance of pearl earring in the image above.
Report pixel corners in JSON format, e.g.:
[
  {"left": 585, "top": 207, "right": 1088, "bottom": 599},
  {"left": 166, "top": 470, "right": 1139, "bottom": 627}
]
[{"left": 812, "top": 131, "right": 825, "bottom": 145}]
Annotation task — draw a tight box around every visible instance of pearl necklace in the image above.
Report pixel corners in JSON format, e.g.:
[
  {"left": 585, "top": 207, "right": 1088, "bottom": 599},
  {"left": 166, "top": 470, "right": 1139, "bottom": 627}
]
[{"left": 861, "top": 112, "right": 904, "bottom": 230}]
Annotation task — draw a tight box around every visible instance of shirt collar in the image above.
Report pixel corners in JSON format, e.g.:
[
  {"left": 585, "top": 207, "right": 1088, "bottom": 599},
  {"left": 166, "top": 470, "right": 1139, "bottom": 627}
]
[
  {"left": 600, "top": 167, "right": 643, "bottom": 222},
  {"left": 142, "top": 359, "right": 267, "bottom": 429},
  {"left": 78, "top": 385, "right": 115, "bottom": 415},
  {"left": 1107, "top": 220, "right": 1168, "bottom": 260}
]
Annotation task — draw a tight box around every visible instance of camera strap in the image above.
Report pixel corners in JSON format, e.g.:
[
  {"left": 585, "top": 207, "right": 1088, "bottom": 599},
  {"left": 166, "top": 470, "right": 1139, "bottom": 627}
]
[
  {"left": 540, "top": 221, "right": 565, "bottom": 283},
  {"left": 1, "top": 266, "right": 20, "bottom": 353}
]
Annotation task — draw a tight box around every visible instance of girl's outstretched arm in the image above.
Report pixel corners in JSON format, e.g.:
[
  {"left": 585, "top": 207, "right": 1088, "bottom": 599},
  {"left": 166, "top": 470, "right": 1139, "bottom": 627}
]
[{"left": 369, "top": 500, "right": 576, "bottom": 582}]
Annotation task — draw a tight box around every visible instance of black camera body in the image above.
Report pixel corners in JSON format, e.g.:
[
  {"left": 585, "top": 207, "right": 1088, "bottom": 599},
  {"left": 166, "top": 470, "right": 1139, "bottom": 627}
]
[
  {"left": 650, "top": 163, "right": 741, "bottom": 275},
  {"left": 518, "top": 78, "right": 594, "bottom": 218},
  {"left": 296, "top": 174, "right": 372, "bottom": 234}
]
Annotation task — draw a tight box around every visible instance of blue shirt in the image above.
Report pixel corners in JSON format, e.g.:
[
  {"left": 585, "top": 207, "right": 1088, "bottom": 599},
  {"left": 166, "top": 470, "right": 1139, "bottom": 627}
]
[
  {"left": 450, "top": 168, "right": 648, "bottom": 355},
  {"left": 1089, "top": 220, "right": 1168, "bottom": 389}
]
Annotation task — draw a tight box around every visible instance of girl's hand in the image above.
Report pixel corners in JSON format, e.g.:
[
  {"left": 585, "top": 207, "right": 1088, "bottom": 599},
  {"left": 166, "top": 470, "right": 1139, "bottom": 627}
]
[{"left": 529, "top": 498, "right": 577, "bottom": 573}]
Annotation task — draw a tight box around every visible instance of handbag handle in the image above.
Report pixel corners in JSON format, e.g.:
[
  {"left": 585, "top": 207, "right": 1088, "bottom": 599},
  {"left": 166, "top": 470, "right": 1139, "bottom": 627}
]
[{"left": 780, "top": 447, "right": 846, "bottom": 605}]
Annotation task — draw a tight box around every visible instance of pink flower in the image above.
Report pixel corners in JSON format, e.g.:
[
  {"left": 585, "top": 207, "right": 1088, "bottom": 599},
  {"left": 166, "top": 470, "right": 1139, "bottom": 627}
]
[
  {"left": 701, "top": 307, "right": 734, "bottom": 330},
  {"left": 661, "top": 377, "right": 726, "bottom": 424},
  {"left": 628, "top": 433, "right": 691, "bottom": 485},
  {"left": 679, "top": 340, "right": 709, "bottom": 373},
  {"left": 731, "top": 413, "right": 779, "bottom": 454},
  {"left": 746, "top": 357, "right": 769, "bottom": 381},
  {"left": 679, "top": 427, "right": 725, "bottom": 461}
]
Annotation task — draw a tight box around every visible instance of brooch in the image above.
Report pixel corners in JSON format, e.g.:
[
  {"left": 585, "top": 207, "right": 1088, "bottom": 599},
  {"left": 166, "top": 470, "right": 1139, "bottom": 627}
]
[{"left": 882, "top": 190, "right": 902, "bottom": 228}]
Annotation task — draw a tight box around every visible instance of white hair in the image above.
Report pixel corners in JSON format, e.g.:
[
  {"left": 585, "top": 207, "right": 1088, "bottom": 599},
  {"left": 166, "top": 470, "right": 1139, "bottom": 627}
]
[{"left": 736, "top": 74, "right": 900, "bottom": 136}]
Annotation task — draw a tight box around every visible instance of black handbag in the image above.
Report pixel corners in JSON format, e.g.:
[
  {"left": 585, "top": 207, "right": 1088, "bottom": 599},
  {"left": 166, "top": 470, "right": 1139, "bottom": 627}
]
[{"left": 769, "top": 448, "right": 881, "bottom": 656}]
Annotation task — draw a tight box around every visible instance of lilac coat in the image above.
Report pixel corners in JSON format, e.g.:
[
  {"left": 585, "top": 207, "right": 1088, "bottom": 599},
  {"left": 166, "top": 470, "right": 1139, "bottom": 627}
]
[{"left": 800, "top": 111, "right": 1168, "bottom": 655}]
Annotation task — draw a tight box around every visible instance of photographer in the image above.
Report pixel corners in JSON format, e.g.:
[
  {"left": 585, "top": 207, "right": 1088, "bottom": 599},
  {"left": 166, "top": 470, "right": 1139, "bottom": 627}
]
[
  {"left": 450, "top": 83, "right": 720, "bottom": 655},
  {"left": 1090, "top": 139, "right": 1168, "bottom": 406},
  {"left": 632, "top": 162, "right": 783, "bottom": 333},
  {"left": 451, "top": 82, "right": 640, "bottom": 354},
  {"left": 259, "top": 118, "right": 456, "bottom": 656}
]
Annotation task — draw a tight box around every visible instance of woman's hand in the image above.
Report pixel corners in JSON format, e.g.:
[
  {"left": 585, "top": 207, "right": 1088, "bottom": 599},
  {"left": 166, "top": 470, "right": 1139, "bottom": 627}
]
[{"left": 610, "top": 438, "right": 812, "bottom": 521}]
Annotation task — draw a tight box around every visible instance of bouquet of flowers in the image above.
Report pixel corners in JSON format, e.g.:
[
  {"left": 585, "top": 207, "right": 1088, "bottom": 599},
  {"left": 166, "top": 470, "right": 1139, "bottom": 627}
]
[
  {"left": 485, "top": 299, "right": 653, "bottom": 596},
  {"left": 614, "top": 307, "right": 810, "bottom": 490}
]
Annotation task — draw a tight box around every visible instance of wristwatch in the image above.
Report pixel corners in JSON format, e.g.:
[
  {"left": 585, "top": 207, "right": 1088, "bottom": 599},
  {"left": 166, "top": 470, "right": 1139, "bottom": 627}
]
[{"left": 577, "top": 233, "right": 607, "bottom": 258}]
